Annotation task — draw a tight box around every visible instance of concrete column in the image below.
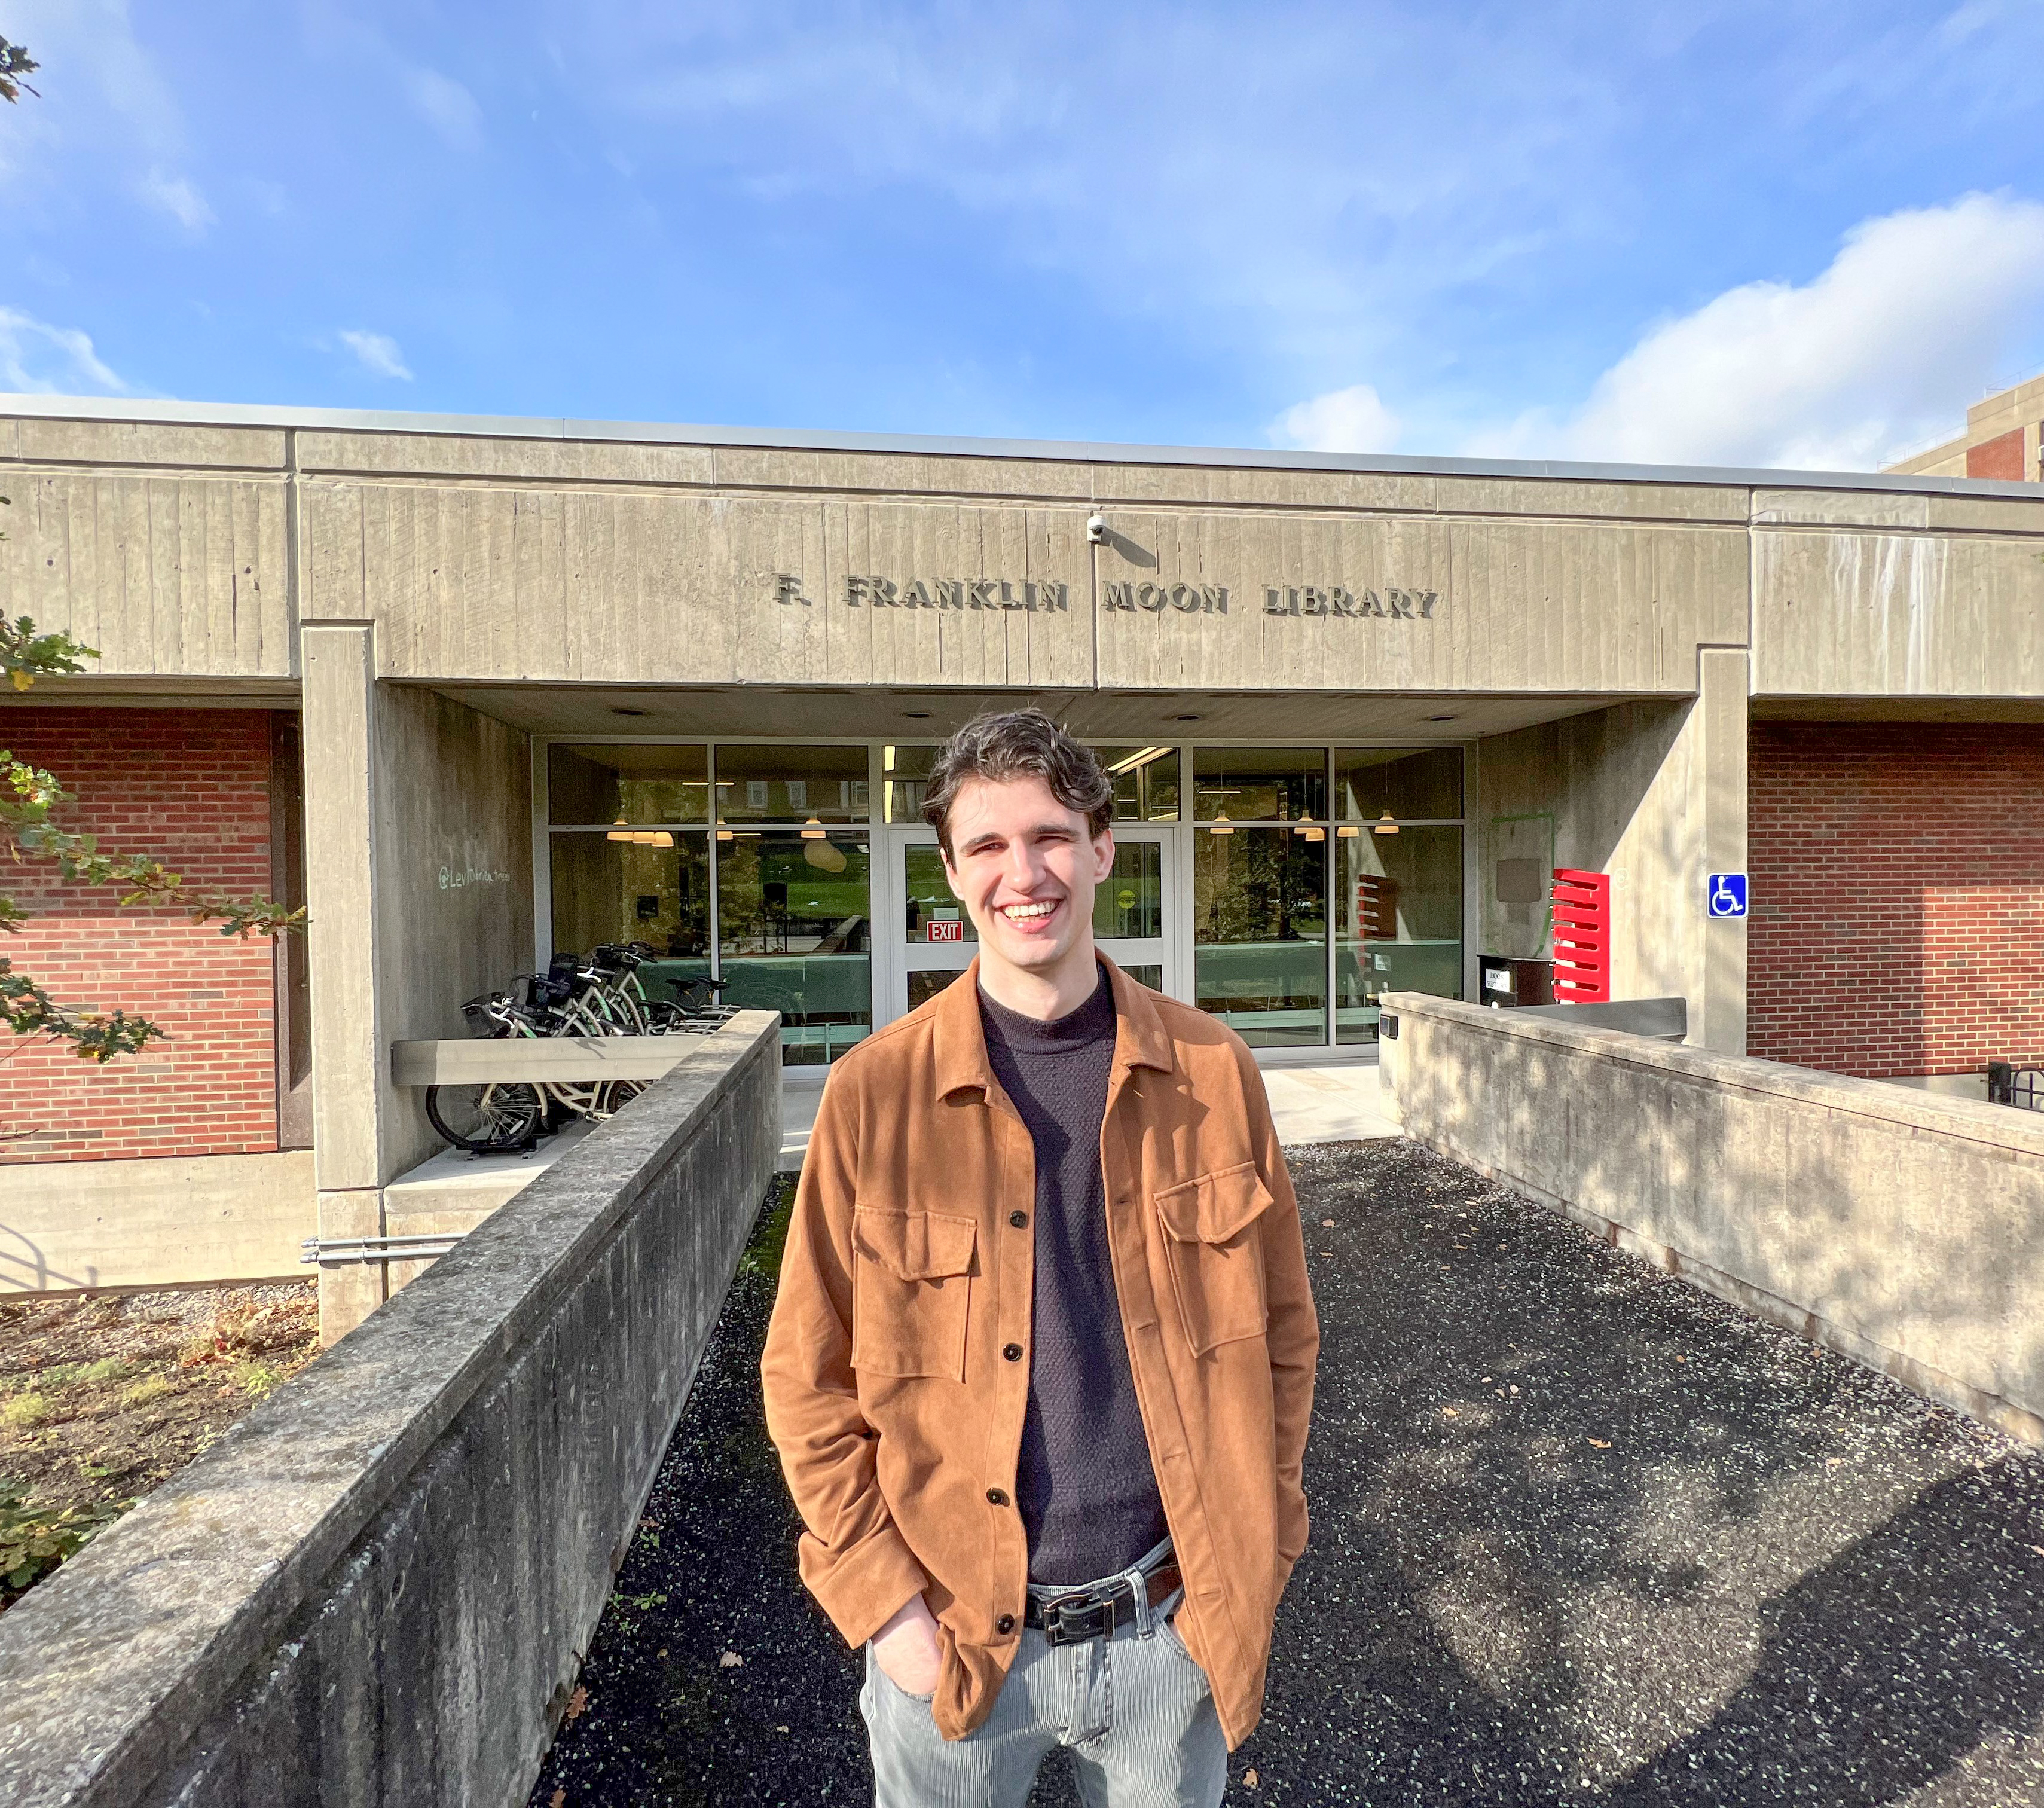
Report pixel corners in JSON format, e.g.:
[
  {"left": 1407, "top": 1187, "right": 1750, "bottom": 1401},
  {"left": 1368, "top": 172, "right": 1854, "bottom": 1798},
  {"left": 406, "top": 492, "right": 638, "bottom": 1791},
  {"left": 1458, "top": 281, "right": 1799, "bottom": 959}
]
[
  {"left": 1694, "top": 648, "right": 1750, "bottom": 1056},
  {"left": 301, "top": 621, "right": 387, "bottom": 1341}
]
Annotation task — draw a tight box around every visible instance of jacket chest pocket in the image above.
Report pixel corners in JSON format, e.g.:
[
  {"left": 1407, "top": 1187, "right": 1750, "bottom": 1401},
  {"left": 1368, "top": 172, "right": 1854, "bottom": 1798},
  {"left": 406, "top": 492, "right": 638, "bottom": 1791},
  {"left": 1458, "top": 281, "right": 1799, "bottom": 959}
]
[
  {"left": 1153, "top": 1160, "right": 1271, "bottom": 1357},
  {"left": 851, "top": 1209, "right": 979, "bottom": 1381}
]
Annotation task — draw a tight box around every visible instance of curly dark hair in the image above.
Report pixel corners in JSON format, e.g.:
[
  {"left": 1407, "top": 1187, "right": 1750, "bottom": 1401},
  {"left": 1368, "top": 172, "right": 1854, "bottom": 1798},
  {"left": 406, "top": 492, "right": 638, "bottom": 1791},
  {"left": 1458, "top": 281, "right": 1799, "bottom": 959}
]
[{"left": 922, "top": 708, "right": 1113, "bottom": 859}]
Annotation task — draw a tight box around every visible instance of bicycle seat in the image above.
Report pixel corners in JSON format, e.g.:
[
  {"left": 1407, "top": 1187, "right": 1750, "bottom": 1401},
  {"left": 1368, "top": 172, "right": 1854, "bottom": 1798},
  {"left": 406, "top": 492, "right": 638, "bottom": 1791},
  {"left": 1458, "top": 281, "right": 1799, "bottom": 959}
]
[{"left": 459, "top": 992, "right": 512, "bottom": 1037}]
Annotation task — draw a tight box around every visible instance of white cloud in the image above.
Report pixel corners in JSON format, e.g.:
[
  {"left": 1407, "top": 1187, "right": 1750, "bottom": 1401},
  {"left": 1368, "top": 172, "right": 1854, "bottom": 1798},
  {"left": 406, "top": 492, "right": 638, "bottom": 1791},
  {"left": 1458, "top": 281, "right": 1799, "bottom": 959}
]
[
  {"left": 1464, "top": 193, "right": 2044, "bottom": 470},
  {"left": 138, "top": 167, "right": 215, "bottom": 232},
  {"left": 1270, "top": 383, "right": 1402, "bottom": 454},
  {"left": 0, "top": 306, "right": 125, "bottom": 393},
  {"left": 583, "top": 8, "right": 1628, "bottom": 377},
  {"left": 338, "top": 329, "right": 414, "bottom": 381},
  {"left": 401, "top": 66, "right": 484, "bottom": 152}
]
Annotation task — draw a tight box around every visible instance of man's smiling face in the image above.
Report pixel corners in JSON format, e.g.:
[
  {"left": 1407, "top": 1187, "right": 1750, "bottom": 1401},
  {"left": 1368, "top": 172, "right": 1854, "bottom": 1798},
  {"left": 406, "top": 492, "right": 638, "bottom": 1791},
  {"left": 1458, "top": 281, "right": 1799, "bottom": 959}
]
[{"left": 941, "top": 773, "right": 1114, "bottom": 986}]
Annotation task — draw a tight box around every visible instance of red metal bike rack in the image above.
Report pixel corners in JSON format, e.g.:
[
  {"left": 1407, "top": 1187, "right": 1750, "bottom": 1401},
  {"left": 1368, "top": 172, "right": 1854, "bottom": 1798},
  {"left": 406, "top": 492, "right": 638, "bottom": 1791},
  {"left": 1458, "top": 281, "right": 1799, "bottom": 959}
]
[{"left": 1551, "top": 868, "right": 1611, "bottom": 1003}]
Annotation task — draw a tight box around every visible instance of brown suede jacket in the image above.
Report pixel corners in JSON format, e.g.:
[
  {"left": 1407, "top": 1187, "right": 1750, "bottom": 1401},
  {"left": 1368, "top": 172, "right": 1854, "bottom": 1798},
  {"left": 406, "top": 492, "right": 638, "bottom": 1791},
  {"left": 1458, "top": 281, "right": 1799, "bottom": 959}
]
[{"left": 761, "top": 957, "right": 1319, "bottom": 1748}]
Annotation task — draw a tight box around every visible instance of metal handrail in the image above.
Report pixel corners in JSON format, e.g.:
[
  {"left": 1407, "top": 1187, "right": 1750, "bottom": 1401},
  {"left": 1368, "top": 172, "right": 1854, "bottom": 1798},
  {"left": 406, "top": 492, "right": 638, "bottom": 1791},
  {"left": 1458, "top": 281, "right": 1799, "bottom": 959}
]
[{"left": 301, "top": 1232, "right": 466, "bottom": 1267}]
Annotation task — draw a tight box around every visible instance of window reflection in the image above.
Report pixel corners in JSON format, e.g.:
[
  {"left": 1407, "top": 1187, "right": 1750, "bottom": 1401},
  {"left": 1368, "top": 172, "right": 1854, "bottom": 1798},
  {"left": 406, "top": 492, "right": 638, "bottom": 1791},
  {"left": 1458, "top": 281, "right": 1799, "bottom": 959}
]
[
  {"left": 882, "top": 744, "right": 942, "bottom": 825},
  {"left": 1333, "top": 747, "right": 1462, "bottom": 821},
  {"left": 1093, "top": 841, "right": 1163, "bottom": 939},
  {"left": 1192, "top": 748, "right": 1326, "bottom": 823},
  {"left": 1093, "top": 746, "right": 1181, "bottom": 821},
  {"left": 903, "top": 842, "right": 974, "bottom": 943},
  {"left": 716, "top": 745, "right": 870, "bottom": 823},
  {"left": 548, "top": 832, "right": 714, "bottom": 1002},
  {"left": 1193, "top": 827, "right": 1327, "bottom": 1046},
  {"left": 716, "top": 832, "right": 872, "bottom": 1065},
  {"left": 548, "top": 744, "right": 710, "bottom": 825},
  {"left": 1336, "top": 824, "right": 1463, "bottom": 1044}
]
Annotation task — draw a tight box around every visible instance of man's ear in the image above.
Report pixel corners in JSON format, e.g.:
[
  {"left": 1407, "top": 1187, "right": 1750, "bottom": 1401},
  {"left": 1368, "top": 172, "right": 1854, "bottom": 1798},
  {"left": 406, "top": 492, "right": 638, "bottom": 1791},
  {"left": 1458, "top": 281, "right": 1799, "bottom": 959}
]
[
  {"left": 1093, "top": 824, "right": 1116, "bottom": 881},
  {"left": 940, "top": 846, "right": 967, "bottom": 902}
]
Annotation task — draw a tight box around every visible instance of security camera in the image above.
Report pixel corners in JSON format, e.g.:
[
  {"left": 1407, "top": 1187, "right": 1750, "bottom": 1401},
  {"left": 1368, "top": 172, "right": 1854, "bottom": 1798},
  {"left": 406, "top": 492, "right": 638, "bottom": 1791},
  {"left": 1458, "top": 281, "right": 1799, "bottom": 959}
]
[{"left": 1086, "top": 514, "right": 1108, "bottom": 545}]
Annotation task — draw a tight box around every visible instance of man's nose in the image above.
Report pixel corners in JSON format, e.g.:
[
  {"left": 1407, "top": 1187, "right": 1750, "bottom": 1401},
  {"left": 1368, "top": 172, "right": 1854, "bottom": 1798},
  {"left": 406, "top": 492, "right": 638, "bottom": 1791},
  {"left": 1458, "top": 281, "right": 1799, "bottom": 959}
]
[{"left": 1003, "top": 841, "right": 1047, "bottom": 889}]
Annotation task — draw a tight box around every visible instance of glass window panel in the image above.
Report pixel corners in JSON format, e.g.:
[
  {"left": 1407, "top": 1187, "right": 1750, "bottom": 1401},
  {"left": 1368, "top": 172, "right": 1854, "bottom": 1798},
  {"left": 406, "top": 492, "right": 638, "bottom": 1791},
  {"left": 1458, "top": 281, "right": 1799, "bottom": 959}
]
[
  {"left": 882, "top": 744, "right": 942, "bottom": 825},
  {"left": 903, "top": 842, "right": 974, "bottom": 943},
  {"left": 1093, "top": 841, "right": 1163, "bottom": 940},
  {"left": 548, "top": 744, "right": 709, "bottom": 825},
  {"left": 1121, "top": 964, "right": 1163, "bottom": 992},
  {"left": 716, "top": 831, "right": 872, "bottom": 1065},
  {"left": 1335, "top": 824, "right": 1464, "bottom": 1045},
  {"left": 1192, "top": 747, "right": 1327, "bottom": 823},
  {"left": 1193, "top": 826, "right": 1327, "bottom": 1047},
  {"left": 908, "top": 968, "right": 964, "bottom": 1012},
  {"left": 548, "top": 832, "right": 714, "bottom": 1000},
  {"left": 1333, "top": 746, "right": 1463, "bottom": 821},
  {"left": 1092, "top": 746, "right": 1181, "bottom": 821},
  {"left": 716, "top": 744, "right": 870, "bottom": 824}
]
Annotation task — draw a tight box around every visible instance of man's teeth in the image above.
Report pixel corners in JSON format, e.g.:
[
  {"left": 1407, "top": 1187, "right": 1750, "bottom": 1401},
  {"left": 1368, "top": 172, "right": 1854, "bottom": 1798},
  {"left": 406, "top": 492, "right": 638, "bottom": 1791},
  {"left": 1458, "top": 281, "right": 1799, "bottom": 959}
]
[{"left": 1002, "top": 901, "right": 1057, "bottom": 919}]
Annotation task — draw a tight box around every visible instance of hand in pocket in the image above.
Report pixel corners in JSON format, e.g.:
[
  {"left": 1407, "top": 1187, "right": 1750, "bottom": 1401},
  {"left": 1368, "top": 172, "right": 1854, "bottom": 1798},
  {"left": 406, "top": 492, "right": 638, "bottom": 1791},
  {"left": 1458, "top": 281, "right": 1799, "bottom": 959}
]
[{"left": 873, "top": 1593, "right": 943, "bottom": 1697}]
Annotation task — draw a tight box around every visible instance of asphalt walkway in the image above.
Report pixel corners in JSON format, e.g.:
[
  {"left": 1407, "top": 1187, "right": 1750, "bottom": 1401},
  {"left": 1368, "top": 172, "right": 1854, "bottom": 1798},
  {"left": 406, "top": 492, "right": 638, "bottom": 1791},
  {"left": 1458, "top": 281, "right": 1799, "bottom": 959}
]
[{"left": 528, "top": 1140, "right": 2044, "bottom": 1807}]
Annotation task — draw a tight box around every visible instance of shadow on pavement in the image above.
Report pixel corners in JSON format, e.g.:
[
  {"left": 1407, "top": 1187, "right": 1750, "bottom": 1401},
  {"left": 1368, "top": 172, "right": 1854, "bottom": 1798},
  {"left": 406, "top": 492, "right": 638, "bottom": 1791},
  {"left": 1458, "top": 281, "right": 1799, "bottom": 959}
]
[{"left": 530, "top": 1143, "right": 2044, "bottom": 1807}]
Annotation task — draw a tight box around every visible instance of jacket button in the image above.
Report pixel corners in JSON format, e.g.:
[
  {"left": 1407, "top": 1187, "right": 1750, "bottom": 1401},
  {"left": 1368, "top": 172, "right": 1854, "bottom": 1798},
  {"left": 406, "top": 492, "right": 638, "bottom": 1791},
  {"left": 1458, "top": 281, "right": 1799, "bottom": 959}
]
[
  {"left": 1003, "top": 1342, "right": 1023, "bottom": 1362},
  {"left": 996, "top": 1614, "right": 1016, "bottom": 1635},
  {"left": 1009, "top": 1210, "right": 1029, "bottom": 1229},
  {"left": 986, "top": 1488, "right": 1009, "bottom": 1507}
]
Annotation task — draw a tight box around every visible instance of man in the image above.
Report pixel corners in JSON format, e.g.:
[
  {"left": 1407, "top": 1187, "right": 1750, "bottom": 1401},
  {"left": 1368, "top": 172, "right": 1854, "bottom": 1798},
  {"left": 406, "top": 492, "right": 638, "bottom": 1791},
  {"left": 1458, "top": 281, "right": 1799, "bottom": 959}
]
[{"left": 762, "top": 710, "right": 1318, "bottom": 1806}]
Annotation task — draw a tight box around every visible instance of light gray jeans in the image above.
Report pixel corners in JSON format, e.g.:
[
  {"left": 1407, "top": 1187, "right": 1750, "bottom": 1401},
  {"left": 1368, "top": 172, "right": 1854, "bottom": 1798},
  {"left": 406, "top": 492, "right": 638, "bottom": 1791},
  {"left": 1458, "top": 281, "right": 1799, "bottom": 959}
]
[{"left": 861, "top": 1543, "right": 1226, "bottom": 1808}]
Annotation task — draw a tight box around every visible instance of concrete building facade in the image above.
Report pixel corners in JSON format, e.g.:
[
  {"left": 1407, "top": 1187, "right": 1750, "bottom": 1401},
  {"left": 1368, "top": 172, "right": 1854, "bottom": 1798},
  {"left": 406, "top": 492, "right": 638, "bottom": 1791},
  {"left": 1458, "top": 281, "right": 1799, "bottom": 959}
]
[{"left": 4, "top": 396, "right": 2044, "bottom": 1299}]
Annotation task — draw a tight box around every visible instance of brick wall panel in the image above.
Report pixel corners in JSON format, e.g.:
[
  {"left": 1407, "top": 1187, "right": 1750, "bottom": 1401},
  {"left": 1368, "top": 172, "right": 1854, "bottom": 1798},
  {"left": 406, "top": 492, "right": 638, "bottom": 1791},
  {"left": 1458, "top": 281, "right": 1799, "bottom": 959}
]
[
  {"left": 1748, "top": 723, "right": 2044, "bottom": 1077},
  {"left": 1, "top": 708, "right": 280, "bottom": 1162}
]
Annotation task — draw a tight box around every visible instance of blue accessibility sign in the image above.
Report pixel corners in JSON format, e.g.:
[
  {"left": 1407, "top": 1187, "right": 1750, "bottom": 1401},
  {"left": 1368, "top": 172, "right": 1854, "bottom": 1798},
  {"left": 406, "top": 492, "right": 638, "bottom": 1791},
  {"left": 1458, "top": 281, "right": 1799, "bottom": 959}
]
[{"left": 1707, "top": 873, "right": 1749, "bottom": 919}]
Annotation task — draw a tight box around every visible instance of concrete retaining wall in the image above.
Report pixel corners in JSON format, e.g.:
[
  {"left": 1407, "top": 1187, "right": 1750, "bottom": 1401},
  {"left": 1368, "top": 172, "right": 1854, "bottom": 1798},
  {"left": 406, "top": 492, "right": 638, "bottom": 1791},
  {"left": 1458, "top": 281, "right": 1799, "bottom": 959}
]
[
  {"left": 1380, "top": 992, "right": 2044, "bottom": 1444},
  {"left": 0, "top": 1150, "right": 314, "bottom": 1294},
  {"left": 0, "top": 1010, "right": 781, "bottom": 1808}
]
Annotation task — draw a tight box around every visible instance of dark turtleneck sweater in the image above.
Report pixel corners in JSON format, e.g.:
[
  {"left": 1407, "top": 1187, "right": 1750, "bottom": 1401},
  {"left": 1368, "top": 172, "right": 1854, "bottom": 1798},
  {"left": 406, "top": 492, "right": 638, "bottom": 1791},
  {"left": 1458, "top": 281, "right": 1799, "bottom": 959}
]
[{"left": 978, "top": 966, "right": 1170, "bottom": 1584}]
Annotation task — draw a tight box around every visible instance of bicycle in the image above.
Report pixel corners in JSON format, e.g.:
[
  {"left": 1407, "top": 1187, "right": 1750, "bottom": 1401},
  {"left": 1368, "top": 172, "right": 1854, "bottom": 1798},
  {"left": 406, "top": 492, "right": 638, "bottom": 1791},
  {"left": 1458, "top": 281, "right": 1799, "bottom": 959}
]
[
  {"left": 424, "top": 988, "right": 644, "bottom": 1154},
  {"left": 422, "top": 947, "right": 743, "bottom": 1153}
]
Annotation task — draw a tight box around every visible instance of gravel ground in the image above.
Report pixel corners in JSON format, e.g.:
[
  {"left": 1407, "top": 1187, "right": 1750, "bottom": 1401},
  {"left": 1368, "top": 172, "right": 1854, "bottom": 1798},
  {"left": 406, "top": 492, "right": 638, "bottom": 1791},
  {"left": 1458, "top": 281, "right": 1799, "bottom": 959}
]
[{"left": 528, "top": 1142, "right": 2044, "bottom": 1807}]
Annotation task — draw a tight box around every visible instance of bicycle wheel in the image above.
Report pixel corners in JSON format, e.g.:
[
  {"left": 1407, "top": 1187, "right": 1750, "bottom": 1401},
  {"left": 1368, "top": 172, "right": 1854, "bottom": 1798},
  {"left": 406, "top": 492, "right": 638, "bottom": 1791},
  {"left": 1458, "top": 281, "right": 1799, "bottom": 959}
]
[
  {"left": 425, "top": 1082, "right": 545, "bottom": 1153},
  {"left": 591, "top": 1081, "right": 646, "bottom": 1120}
]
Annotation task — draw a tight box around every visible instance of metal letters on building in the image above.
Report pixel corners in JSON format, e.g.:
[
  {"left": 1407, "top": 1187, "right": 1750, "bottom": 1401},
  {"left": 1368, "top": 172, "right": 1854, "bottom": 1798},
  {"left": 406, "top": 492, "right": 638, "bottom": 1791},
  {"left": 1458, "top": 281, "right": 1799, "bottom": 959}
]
[{"left": 772, "top": 572, "right": 1443, "bottom": 620}]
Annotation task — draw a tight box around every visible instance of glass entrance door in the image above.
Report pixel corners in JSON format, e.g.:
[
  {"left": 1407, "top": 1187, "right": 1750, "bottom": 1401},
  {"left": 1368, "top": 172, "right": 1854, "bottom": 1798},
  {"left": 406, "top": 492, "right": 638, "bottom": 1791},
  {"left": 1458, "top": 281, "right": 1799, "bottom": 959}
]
[{"left": 890, "top": 826, "right": 1176, "bottom": 1017}]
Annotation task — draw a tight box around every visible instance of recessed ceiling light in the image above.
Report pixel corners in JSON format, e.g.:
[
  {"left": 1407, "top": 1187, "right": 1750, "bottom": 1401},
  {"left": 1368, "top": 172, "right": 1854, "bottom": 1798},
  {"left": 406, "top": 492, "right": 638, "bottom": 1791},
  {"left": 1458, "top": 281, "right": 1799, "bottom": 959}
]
[{"left": 610, "top": 706, "right": 652, "bottom": 717}]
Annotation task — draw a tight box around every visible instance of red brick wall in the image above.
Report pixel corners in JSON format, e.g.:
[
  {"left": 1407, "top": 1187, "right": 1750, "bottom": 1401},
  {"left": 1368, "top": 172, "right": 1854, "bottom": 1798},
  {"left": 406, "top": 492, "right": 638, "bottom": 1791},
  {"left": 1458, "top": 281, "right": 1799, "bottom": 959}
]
[
  {"left": 1, "top": 709, "right": 280, "bottom": 1162},
  {"left": 1748, "top": 723, "right": 2044, "bottom": 1077},
  {"left": 1966, "top": 427, "right": 2027, "bottom": 481}
]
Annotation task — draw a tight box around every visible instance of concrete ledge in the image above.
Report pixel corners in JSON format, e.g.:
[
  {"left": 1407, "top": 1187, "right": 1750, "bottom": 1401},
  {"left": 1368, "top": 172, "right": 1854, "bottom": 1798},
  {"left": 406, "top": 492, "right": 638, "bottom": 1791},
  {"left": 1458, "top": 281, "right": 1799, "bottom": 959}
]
[
  {"left": 0, "top": 1151, "right": 316, "bottom": 1294},
  {"left": 1380, "top": 992, "right": 2044, "bottom": 1446},
  {"left": 0, "top": 1009, "right": 782, "bottom": 1808}
]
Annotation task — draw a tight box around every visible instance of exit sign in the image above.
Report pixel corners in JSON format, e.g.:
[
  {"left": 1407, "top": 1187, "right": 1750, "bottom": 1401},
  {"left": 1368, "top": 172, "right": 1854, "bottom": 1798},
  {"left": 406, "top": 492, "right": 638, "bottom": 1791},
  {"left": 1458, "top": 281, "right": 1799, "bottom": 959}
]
[{"left": 926, "top": 920, "right": 965, "bottom": 943}]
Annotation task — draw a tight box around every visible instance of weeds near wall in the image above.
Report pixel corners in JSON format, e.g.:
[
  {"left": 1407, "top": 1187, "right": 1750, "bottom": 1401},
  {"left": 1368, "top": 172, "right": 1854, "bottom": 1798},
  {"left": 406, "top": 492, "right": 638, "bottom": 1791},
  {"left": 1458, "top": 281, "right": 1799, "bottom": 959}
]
[{"left": 0, "top": 1480, "right": 129, "bottom": 1595}]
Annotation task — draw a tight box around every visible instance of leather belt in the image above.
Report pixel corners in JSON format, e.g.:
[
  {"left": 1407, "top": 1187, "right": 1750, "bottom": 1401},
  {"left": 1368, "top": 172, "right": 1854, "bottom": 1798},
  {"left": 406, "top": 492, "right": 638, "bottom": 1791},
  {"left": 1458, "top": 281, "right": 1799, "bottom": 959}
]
[{"left": 1023, "top": 1559, "right": 1183, "bottom": 1647}]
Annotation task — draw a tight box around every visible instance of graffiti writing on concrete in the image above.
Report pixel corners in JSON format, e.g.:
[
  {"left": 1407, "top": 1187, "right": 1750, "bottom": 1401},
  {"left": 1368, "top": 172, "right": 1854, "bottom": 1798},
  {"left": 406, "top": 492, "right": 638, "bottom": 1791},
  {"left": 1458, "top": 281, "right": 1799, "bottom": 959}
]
[{"left": 440, "top": 863, "right": 513, "bottom": 891}]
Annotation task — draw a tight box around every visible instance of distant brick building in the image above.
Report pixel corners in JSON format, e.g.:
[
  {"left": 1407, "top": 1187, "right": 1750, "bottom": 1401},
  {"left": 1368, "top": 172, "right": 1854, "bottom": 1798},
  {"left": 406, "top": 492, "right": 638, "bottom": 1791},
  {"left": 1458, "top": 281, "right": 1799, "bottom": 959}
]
[
  {"left": 1747, "top": 723, "right": 2044, "bottom": 1077},
  {"left": 1886, "top": 370, "right": 2044, "bottom": 484},
  {"left": 1, "top": 708, "right": 308, "bottom": 1164}
]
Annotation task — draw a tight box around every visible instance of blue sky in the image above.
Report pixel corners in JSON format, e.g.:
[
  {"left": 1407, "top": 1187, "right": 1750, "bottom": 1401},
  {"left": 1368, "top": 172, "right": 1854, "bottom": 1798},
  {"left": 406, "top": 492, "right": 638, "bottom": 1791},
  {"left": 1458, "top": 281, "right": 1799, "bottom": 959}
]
[{"left": 3, "top": 1, "right": 2043, "bottom": 468}]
